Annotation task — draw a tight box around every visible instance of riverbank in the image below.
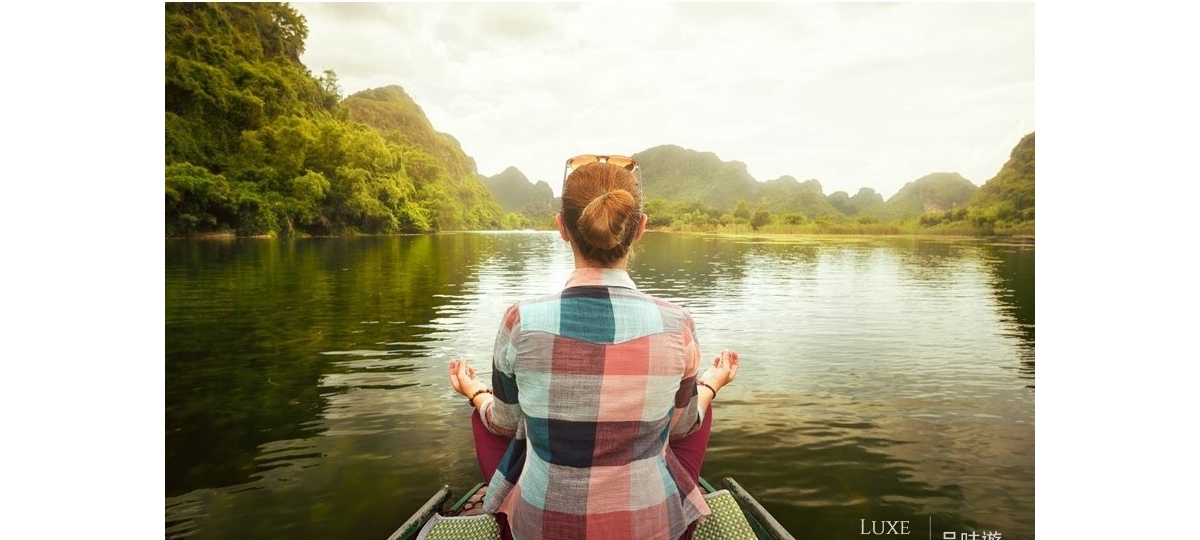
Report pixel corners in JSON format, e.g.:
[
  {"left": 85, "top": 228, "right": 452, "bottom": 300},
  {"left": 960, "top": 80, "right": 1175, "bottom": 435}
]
[
  {"left": 651, "top": 221, "right": 1034, "bottom": 238},
  {"left": 170, "top": 223, "right": 1034, "bottom": 240}
]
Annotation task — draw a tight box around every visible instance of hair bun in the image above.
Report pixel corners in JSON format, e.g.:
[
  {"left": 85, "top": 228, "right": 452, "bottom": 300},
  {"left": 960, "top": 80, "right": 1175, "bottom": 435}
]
[
  {"left": 578, "top": 189, "right": 637, "bottom": 249},
  {"left": 560, "top": 162, "right": 644, "bottom": 264}
]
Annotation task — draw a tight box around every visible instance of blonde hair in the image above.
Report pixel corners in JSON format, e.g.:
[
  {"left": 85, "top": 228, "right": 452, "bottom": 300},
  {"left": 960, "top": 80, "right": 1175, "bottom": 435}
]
[{"left": 561, "top": 162, "right": 643, "bottom": 265}]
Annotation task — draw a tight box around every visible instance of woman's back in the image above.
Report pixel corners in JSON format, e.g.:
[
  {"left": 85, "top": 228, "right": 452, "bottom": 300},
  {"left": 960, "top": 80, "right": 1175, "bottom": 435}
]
[{"left": 483, "top": 268, "right": 709, "bottom": 540}]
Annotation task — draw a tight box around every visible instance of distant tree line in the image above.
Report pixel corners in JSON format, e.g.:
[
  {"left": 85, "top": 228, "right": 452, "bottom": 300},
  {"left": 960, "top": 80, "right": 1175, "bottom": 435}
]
[{"left": 491, "top": 136, "right": 1035, "bottom": 237}]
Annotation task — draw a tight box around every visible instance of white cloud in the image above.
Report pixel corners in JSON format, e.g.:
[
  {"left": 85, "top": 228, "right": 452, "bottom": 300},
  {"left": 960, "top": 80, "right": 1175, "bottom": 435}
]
[{"left": 294, "top": 2, "right": 1034, "bottom": 198}]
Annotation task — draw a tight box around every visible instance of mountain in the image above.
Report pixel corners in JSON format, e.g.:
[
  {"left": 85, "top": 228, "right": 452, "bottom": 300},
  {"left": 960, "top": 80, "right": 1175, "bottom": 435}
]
[
  {"left": 828, "top": 188, "right": 886, "bottom": 216},
  {"left": 969, "top": 132, "right": 1035, "bottom": 223},
  {"left": 633, "top": 145, "right": 759, "bottom": 208},
  {"left": 630, "top": 145, "right": 873, "bottom": 219},
  {"left": 339, "top": 85, "right": 504, "bottom": 230},
  {"left": 483, "top": 167, "right": 556, "bottom": 218},
  {"left": 869, "top": 173, "right": 978, "bottom": 222},
  {"left": 755, "top": 176, "right": 843, "bottom": 218}
]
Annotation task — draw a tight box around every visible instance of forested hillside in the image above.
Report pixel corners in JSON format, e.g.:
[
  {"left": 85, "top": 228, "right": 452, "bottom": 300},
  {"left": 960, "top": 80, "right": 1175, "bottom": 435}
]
[
  {"left": 755, "top": 176, "right": 844, "bottom": 217},
  {"left": 969, "top": 132, "right": 1035, "bottom": 225},
  {"left": 634, "top": 145, "right": 760, "bottom": 207},
  {"left": 869, "top": 172, "right": 979, "bottom": 223},
  {"left": 337, "top": 86, "right": 504, "bottom": 230},
  {"left": 165, "top": 3, "right": 502, "bottom": 236}
]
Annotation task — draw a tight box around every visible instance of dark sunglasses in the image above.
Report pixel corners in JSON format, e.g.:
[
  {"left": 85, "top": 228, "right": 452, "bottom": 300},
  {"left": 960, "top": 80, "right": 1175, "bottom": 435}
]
[{"left": 563, "top": 154, "right": 639, "bottom": 182}]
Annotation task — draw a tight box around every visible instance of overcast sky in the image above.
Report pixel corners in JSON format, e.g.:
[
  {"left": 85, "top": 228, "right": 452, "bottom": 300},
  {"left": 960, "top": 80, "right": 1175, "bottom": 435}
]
[{"left": 294, "top": 2, "right": 1033, "bottom": 199}]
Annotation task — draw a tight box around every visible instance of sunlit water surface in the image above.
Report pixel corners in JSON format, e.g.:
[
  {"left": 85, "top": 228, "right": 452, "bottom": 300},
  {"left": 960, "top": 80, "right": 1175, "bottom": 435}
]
[{"left": 166, "top": 232, "right": 1034, "bottom": 540}]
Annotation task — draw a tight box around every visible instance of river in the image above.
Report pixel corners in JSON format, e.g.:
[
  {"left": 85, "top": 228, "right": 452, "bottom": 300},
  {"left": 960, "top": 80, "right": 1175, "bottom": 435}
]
[{"left": 165, "top": 231, "right": 1034, "bottom": 540}]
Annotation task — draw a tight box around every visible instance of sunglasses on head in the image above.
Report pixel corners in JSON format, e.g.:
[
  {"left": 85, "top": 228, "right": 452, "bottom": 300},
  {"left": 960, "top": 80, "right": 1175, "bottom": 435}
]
[{"left": 563, "top": 154, "right": 639, "bottom": 181}]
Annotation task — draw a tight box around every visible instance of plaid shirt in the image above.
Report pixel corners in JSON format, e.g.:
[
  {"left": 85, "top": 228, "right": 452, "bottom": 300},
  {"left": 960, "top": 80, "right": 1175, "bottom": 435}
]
[{"left": 479, "top": 267, "right": 711, "bottom": 540}]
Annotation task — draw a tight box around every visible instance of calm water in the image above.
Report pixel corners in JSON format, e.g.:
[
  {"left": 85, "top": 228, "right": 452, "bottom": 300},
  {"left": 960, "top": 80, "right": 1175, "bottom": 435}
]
[{"left": 165, "top": 232, "right": 1034, "bottom": 540}]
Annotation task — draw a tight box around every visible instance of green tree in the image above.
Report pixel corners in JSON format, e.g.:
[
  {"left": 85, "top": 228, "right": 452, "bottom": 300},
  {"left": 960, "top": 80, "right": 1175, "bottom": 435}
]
[
  {"left": 733, "top": 200, "right": 751, "bottom": 222},
  {"left": 165, "top": 162, "right": 234, "bottom": 236},
  {"left": 750, "top": 207, "right": 771, "bottom": 231},
  {"left": 643, "top": 198, "right": 674, "bottom": 228}
]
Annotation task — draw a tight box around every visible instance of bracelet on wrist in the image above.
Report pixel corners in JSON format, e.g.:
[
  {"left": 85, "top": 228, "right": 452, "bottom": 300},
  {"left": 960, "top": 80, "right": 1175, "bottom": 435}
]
[
  {"left": 468, "top": 388, "right": 492, "bottom": 407},
  {"left": 697, "top": 381, "right": 718, "bottom": 399}
]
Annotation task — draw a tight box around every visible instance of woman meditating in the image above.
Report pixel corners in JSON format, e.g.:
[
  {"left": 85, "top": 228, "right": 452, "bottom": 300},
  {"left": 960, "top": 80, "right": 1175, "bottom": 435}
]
[{"left": 449, "top": 154, "right": 740, "bottom": 540}]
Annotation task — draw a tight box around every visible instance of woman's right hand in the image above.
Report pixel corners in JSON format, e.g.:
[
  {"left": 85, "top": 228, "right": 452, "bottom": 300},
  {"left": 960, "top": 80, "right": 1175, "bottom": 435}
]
[
  {"left": 448, "top": 358, "right": 488, "bottom": 399},
  {"left": 699, "top": 349, "right": 740, "bottom": 394}
]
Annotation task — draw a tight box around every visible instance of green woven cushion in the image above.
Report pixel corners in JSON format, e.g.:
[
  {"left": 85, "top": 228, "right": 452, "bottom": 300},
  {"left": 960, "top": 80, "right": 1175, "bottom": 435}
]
[
  {"left": 694, "top": 489, "right": 759, "bottom": 540},
  {"left": 413, "top": 489, "right": 754, "bottom": 540},
  {"left": 415, "top": 514, "right": 500, "bottom": 540}
]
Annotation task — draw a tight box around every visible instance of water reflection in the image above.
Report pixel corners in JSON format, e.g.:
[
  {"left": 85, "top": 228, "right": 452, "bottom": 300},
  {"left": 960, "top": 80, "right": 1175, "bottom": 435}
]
[
  {"left": 166, "top": 233, "right": 1034, "bottom": 540},
  {"left": 166, "top": 235, "right": 500, "bottom": 538},
  {"left": 980, "top": 241, "right": 1035, "bottom": 383}
]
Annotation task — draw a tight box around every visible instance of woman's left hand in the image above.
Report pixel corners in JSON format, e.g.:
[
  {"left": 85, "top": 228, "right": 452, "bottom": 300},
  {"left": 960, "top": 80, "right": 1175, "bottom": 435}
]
[
  {"left": 449, "top": 358, "right": 488, "bottom": 398},
  {"left": 699, "top": 349, "right": 740, "bottom": 394}
]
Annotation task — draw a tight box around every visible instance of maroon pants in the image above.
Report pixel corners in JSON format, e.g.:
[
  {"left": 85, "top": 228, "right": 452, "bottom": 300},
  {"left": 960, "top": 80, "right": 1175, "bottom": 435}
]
[{"left": 470, "top": 406, "right": 714, "bottom": 540}]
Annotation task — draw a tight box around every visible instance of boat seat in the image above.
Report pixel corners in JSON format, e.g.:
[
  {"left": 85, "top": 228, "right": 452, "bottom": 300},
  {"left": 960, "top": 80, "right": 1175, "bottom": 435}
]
[
  {"left": 412, "top": 489, "right": 757, "bottom": 540},
  {"left": 695, "top": 489, "right": 759, "bottom": 540},
  {"left": 414, "top": 513, "right": 500, "bottom": 540}
]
